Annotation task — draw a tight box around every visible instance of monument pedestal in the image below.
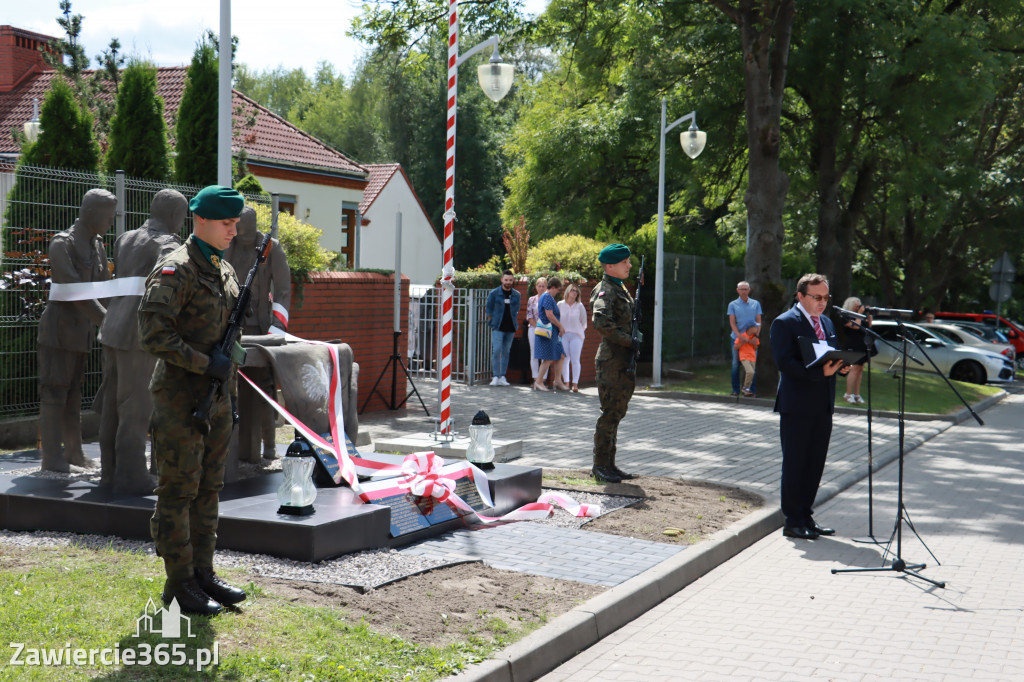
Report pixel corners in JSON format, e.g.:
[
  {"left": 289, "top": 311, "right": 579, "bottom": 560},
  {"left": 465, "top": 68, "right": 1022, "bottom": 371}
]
[{"left": 372, "top": 434, "right": 522, "bottom": 463}]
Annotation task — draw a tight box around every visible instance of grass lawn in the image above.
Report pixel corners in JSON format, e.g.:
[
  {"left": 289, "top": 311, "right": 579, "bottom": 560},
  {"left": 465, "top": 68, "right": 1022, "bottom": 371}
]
[
  {"left": 0, "top": 545, "right": 504, "bottom": 681},
  {"left": 649, "top": 363, "right": 1005, "bottom": 415}
]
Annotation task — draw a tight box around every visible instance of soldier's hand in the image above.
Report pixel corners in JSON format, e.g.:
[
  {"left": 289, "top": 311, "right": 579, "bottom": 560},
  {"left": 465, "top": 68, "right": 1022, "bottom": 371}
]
[{"left": 206, "top": 348, "right": 232, "bottom": 382}]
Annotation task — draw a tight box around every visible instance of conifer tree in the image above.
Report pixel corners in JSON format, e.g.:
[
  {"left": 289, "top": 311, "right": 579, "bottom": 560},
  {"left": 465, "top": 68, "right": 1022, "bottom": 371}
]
[
  {"left": 105, "top": 60, "right": 169, "bottom": 180},
  {"left": 174, "top": 40, "right": 219, "bottom": 186}
]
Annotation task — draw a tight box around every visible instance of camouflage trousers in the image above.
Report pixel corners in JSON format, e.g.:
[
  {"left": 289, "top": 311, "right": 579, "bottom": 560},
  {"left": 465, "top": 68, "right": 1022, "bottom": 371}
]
[
  {"left": 150, "top": 383, "right": 232, "bottom": 581},
  {"left": 593, "top": 355, "right": 635, "bottom": 467}
]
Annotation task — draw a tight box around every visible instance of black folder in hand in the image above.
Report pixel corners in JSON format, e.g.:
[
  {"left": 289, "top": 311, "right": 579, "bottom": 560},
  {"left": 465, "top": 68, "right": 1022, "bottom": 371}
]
[{"left": 799, "top": 336, "right": 867, "bottom": 369}]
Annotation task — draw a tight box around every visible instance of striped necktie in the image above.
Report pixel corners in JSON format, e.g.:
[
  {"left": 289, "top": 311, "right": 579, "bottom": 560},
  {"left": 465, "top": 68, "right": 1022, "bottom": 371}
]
[{"left": 811, "top": 315, "right": 825, "bottom": 340}]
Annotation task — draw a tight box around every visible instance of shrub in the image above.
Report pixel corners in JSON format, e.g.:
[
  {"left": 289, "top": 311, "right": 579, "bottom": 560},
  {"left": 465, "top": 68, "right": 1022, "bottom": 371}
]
[
  {"left": 525, "top": 234, "right": 605, "bottom": 280},
  {"left": 234, "top": 173, "right": 268, "bottom": 197},
  {"left": 250, "top": 204, "right": 333, "bottom": 277}
]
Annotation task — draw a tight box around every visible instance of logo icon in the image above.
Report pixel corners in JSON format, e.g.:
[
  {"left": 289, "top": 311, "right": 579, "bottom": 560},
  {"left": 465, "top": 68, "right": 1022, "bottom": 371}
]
[{"left": 134, "top": 599, "right": 194, "bottom": 639}]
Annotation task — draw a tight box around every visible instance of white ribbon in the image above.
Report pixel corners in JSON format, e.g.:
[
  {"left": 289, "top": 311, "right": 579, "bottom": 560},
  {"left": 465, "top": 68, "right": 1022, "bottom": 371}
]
[{"left": 48, "top": 277, "right": 147, "bottom": 301}]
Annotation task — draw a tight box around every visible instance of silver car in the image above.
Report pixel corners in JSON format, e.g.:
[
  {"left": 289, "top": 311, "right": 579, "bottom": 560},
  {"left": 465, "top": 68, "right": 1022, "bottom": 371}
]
[
  {"left": 919, "top": 322, "right": 1016, "bottom": 362},
  {"left": 870, "top": 321, "right": 1015, "bottom": 384}
]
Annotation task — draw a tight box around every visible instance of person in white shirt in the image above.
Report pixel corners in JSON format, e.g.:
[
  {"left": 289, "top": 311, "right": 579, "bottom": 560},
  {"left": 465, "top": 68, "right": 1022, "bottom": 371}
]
[
  {"left": 557, "top": 283, "right": 588, "bottom": 392},
  {"left": 526, "top": 277, "right": 548, "bottom": 383}
]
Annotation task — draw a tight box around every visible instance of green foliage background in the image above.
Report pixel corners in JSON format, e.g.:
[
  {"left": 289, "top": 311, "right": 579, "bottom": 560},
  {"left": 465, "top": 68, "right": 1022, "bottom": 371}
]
[
  {"left": 104, "top": 60, "right": 170, "bottom": 180},
  {"left": 174, "top": 40, "right": 218, "bottom": 187}
]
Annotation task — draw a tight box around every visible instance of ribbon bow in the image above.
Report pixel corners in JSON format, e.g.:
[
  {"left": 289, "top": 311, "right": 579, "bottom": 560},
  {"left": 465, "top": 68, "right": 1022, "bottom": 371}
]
[{"left": 399, "top": 451, "right": 456, "bottom": 503}]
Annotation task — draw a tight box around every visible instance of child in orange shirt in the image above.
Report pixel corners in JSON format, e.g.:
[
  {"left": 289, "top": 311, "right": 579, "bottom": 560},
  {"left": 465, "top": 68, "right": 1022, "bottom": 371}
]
[{"left": 734, "top": 324, "right": 760, "bottom": 397}]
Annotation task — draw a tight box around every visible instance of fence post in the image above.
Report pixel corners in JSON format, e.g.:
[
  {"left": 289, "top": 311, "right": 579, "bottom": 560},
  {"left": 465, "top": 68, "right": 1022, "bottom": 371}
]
[
  {"left": 271, "top": 193, "right": 279, "bottom": 239},
  {"left": 115, "top": 170, "right": 126, "bottom": 237},
  {"left": 466, "top": 290, "right": 477, "bottom": 386}
]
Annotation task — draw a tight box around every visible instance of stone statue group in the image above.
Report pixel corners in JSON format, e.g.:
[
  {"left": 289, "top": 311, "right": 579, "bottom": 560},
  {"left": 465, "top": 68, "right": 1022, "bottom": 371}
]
[{"left": 37, "top": 188, "right": 289, "bottom": 494}]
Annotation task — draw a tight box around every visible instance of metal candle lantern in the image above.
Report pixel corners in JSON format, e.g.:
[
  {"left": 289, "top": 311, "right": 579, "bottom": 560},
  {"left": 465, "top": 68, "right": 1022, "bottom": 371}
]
[
  {"left": 467, "top": 410, "right": 496, "bottom": 469},
  {"left": 277, "top": 433, "right": 317, "bottom": 516}
]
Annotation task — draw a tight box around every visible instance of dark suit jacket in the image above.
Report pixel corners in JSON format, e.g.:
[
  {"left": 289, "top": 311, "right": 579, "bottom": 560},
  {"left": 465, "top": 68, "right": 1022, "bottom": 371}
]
[{"left": 770, "top": 304, "right": 839, "bottom": 415}]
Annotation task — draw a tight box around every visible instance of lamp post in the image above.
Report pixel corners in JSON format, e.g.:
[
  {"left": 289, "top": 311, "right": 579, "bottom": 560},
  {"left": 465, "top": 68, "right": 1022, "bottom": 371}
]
[
  {"left": 437, "top": 0, "right": 514, "bottom": 437},
  {"left": 653, "top": 98, "right": 706, "bottom": 387}
]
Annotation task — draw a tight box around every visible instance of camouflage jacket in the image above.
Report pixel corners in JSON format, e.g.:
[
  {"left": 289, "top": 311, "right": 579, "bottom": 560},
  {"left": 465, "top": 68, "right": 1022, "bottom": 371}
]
[
  {"left": 138, "top": 235, "right": 239, "bottom": 394},
  {"left": 590, "top": 274, "right": 635, "bottom": 362}
]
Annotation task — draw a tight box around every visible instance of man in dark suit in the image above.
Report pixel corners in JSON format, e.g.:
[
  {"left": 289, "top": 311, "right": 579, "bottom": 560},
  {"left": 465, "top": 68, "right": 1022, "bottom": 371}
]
[{"left": 770, "top": 273, "right": 849, "bottom": 540}]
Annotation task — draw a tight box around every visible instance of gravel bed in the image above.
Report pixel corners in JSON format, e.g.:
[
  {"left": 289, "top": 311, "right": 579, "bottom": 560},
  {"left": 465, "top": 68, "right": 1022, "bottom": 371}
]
[{"left": 0, "top": 488, "right": 632, "bottom": 590}]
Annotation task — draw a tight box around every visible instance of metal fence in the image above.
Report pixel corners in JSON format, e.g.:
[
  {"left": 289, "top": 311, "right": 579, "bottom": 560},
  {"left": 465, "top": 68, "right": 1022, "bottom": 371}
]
[
  {"left": 0, "top": 161, "right": 272, "bottom": 419},
  {"left": 659, "top": 253, "right": 746, "bottom": 363},
  {"left": 407, "top": 285, "right": 492, "bottom": 387}
]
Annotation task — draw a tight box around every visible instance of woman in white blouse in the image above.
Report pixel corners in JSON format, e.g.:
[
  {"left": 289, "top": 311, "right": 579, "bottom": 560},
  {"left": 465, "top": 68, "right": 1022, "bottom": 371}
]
[{"left": 557, "top": 283, "right": 587, "bottom": 392}]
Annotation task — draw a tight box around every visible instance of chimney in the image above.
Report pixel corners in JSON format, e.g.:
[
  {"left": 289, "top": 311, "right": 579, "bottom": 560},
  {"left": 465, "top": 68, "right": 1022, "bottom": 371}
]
[{"left": 0, "top": 25, "right": 58, "bottom": 94}]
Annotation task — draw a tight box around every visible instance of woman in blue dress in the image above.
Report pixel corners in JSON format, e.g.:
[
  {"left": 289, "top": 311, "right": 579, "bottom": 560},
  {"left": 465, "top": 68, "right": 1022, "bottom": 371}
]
[{"left": 533, "top": 277, "right": 570, "bottom": 391}]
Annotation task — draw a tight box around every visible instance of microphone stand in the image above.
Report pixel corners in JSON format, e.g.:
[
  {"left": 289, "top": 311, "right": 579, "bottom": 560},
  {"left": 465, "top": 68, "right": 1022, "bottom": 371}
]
[
  {"left": 834, "top": 307, "right": 921, "bottom": 546},
  {"left": 833, "top": 309, "right": 981, "bottom": 589}
]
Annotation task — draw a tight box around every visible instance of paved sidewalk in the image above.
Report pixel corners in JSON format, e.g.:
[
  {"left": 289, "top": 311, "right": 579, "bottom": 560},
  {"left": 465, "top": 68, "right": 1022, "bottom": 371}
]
[{"left": 536, "top": 391, "right": 1024, "bottom": 681}]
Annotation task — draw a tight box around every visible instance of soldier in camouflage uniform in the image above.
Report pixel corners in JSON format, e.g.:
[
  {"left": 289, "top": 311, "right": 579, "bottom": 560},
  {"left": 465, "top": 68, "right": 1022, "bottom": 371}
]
[
  {"left": 590, "top": 243, "right": 639, "bottom": 484},
  {"left": 138, "top": 185, "right": 249, "bottom": 615}
]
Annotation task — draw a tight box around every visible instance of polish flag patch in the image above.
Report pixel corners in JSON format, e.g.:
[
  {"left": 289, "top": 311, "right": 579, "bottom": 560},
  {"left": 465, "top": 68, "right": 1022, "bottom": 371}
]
[{"left": 161, "top": 266, "right": 176, "bottom": 275}]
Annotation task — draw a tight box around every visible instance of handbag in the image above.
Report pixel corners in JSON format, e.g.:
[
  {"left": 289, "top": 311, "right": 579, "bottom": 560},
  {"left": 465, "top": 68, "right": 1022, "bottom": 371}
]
[{"left": 534, "top": 321, "right": 553, "bottom": 339}]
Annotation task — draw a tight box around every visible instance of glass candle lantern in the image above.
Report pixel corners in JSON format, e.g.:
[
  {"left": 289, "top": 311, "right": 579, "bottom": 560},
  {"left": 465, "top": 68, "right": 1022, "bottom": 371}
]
[
  {"left": 276, "top": 445, "right": 317, "bottom": 516},
  {"left": 467, "top": 410, "right": 495, "bottom": 469}
]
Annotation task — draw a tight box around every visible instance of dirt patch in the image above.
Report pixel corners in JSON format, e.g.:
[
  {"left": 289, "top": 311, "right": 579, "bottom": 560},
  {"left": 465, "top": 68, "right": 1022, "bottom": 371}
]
[
  {"left": 252, "top": 562, "right": 604, "bottom": 647},
  {"left": 545, "top": 469, "right": 765, "bottom": 544},
  {"left": 250, "top": 472, "right": 763, "bottom": 647}
]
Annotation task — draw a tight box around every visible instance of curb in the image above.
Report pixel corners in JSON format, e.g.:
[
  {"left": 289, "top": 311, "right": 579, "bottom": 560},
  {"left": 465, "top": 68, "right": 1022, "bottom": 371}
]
[{"left": 444, "top": 390, "right": 1008, "bottom": 682}]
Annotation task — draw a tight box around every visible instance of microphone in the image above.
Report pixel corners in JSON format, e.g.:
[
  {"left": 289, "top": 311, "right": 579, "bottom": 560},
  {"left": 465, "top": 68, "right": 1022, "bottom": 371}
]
[
  {"left": 833, "top": 306, "right": 867, "bottom": 320},
  {"left": 863, "top": 305, "right": 915, "bottom": 318}
]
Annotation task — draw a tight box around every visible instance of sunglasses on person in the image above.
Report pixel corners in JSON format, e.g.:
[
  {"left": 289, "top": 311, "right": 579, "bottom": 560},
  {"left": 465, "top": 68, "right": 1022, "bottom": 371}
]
[{"left": 801, "top": 293, "right": 832, "bottom": 303}]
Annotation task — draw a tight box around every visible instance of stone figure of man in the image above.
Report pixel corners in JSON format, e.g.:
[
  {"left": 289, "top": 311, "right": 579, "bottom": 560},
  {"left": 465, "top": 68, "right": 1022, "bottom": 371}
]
[
  {"left": 224, "top": 206, "right": 291, "bottom": 460},
  {"left": 96, "top": 189, "right": 186, "bottom": 494},
  {"left": 37, "top": 188, "right": 117, "bottom": 472}
]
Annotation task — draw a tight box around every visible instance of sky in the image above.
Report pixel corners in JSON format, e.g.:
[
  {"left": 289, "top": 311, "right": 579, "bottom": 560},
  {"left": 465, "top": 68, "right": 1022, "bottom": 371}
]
[{"left": 5, "top": 0, "right": 549, "bottom": 78}]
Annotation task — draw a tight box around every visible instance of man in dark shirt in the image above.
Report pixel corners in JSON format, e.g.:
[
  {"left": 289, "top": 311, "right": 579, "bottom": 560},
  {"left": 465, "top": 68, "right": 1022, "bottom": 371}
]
[{"left": 485, "top": 269, "right": 521, "bottom": 386}]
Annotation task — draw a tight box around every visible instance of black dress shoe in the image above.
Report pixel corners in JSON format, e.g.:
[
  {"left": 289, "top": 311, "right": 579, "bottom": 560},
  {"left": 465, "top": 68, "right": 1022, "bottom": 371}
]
[
  {"left": 611, "top": 465, "right": 637, "bottom": 480},
  {"left": 591, "top": 466, "right": 623, "bottom": 483},
  {"left": 807, "top": 520, "right": 835, "bottom": 536},
  {"left": 194, "top": 567, "right": 247, "bottom": 606},
  {"left": 162, "top": 577, "right": 222, "bottom": 616},
  {"left": 782, "top": 525, "right": 819, "bottom": 540}
]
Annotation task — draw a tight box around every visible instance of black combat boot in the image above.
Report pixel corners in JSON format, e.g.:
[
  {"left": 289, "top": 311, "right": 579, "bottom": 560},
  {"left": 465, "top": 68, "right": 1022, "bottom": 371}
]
[
  {"left": 162, "top": 577, "right": 222, "bottom": 616},
  {"left": 591, "top": 466, "right": 623, "bottom": 483},
  {"left": 194, "top": 567, "right": 247, "bottom": 606},
  {"left": 611, "top": 465, "right": 637, "bottom": 480}
]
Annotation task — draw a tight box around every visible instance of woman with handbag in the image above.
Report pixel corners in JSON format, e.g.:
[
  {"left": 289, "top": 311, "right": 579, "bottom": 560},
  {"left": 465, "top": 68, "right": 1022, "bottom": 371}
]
[
  {"left": 533, "top": 277, "right": 569, "bottom": 391},
  {"left": 526, "top": 277, "right": 548, "bottom": 383}
]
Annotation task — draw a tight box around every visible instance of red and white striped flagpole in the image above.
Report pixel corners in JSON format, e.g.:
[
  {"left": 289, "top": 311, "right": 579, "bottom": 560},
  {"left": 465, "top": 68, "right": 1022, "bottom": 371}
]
[{"left": 438, "top": 0, "right": 459, "bottom": 436}]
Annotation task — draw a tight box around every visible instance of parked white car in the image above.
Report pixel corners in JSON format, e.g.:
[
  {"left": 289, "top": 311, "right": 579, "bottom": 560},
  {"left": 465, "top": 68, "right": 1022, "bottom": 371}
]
[
  {"left": 918, "top": 322, "right": 1016, "bottom": 362},
  {"left": 870, "top": 321, "right": 1015, "bottom": 384}
]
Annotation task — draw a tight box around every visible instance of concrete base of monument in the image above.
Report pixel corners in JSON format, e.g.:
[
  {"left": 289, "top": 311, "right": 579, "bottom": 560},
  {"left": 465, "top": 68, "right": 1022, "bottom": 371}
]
[
  {"left": 0, "top": 462, "right": 541, "bottom": 563},
  {"left": 372, "top": 434, "right": 523, "bottom": 463}
]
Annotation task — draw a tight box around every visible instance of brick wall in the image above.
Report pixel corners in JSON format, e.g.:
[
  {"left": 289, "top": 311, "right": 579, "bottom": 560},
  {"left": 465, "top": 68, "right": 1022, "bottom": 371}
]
[
  {"left": 0, "top": 27, "right": 53, "bottom": 93},
  {"left": 288, "top": 271, "right": 410, "bottom": 414}
]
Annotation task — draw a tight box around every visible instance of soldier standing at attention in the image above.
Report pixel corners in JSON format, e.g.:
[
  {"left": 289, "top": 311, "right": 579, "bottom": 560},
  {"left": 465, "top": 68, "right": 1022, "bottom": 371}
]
[
  {"left": 590, "top": 243, "right": 638, "bottom": 484},
  {"left": 138, "top": 185, "right": 249, "bottom": 615}
]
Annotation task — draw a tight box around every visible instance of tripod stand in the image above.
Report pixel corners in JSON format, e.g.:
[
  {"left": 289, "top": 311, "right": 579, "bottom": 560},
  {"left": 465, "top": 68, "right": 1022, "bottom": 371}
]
[
  {"left": 360, "top": 330, "right": 430, "bottom": 415},
  {"left": 832, "top": 311, "right": 981, "bottom": 588}
]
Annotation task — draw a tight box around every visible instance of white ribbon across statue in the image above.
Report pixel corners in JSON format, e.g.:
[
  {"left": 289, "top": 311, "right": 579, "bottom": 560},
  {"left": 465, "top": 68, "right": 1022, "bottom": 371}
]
[
  {"left": 48, "top": 276, "right": 147, "bottom": 301},
  {"left": 239, "top": 329, "right": 600, "bottom": 523}
]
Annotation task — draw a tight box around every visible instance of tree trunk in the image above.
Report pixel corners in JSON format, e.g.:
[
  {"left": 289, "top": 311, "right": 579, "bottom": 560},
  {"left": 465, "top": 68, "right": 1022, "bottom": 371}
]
[{"left": 721, "top": 0, "right": 796, "bottom": 398}]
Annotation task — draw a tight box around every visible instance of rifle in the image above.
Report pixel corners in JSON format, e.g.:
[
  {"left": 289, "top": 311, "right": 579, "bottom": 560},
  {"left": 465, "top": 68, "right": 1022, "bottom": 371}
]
[
  {"left": 192, "top": 232, "right": 273, "bottom": 434},
  {"left": 627, "top": 255, "right": 645, "bottom": 375}
]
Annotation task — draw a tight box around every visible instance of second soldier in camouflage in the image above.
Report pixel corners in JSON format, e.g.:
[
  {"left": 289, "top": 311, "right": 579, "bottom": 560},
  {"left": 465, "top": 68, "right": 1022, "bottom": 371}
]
[{"left": 590, "top": 243, "right": 638, "bottom": 484}]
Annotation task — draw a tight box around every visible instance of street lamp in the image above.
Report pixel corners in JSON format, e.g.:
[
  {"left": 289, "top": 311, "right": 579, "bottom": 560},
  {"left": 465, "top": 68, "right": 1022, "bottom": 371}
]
[
  {"left": 653, "top": 98, "right": 706, "bottom": 388},
  {"left": 23, "top": 98, "right": 41, "bottom": 143},
  {"left": 437, "top": 1, "right": 514, "bottom": 437}
]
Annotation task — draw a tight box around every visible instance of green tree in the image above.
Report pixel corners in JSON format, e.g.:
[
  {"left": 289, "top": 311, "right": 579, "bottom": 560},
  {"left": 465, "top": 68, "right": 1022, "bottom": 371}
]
[
  {"left": 234, "top": 63, "right": 312, "bottom": 118},
  {"left": 104, "top": 60, "right": 170, "bottom": 180},
  {"left": 42, "top": 1, "right": 88, "bottom": 78},
  {"left": 175, "top": 39, "right": 219, "bottom": 186}
]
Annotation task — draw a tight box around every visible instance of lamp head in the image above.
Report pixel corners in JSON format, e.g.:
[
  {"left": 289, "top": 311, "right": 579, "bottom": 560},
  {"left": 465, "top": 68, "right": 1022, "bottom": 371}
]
[
  {"left": 681, "top": 124, "right": 707, "bottom": 159},
  {"left": 478, "top": 61, "right": 514, "bottom": 102}
]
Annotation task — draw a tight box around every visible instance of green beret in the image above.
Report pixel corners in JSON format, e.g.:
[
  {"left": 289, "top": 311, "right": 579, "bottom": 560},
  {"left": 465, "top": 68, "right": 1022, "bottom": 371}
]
[
  {"left": 189, "top": 185, "right": 245, "bottom": 220},
  {"left": 598, "top": 243, "right": 631, "bottom": 264}
]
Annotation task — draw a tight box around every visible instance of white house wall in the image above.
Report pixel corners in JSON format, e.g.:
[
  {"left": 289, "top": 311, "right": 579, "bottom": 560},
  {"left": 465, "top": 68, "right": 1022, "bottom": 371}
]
[
  {"left": 361, "top": 177, "right": 441, "bottom": 285},
  {"left": 253, "top": 174, "right": 362, "bottom": 254}
]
